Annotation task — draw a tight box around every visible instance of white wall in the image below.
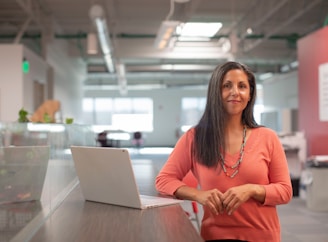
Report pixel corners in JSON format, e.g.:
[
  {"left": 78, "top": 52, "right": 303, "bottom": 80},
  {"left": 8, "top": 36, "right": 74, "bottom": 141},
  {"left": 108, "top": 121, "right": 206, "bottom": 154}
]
[
  {"left": 46, "top": 40, "right": 86, "bottom": 123},
  {"left": 262, "top": 71, "right": 298, "bottom": 110},
  {"left": 0, "top": 44, "right": 39, "bottom": 122},
  {"left": 0, "top": 41, "right": 86, "bottom": 123},
  {"left": 23, "top": 46, "right": 48, "bottom": 113},
  {"left": 261, "top": 71, "right": 298, "bottom": 132}
]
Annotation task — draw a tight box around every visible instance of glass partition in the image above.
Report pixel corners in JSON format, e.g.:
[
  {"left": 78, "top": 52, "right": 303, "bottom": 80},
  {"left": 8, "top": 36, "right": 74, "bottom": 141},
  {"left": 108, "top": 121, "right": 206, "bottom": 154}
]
[{"left": 0, "top": 122, "right": 95, "bottom": 241}]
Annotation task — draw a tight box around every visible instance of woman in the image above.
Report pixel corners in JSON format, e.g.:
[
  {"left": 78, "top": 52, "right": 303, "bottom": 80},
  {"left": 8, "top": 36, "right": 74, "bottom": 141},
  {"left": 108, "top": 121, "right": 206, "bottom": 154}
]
[{"left": 155, "top": 61, "right": 292, "bottom": 242}]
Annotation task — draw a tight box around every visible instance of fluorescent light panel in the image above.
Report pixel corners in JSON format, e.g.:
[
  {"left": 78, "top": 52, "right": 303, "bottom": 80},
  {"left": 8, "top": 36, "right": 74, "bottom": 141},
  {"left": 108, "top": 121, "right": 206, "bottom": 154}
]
[
  {"left": 259, "top": 72, "right": 273, "bottom": 81},
  {"left": 177, "top": 36, "right": 210, "bottom": 42},
  {"left": 155, "top": 21, "right": 223, "bottom": 49},
  {"left": 178, "top": 22, "right": 222, "bottom": 37},
  {"left": 290, "top": 61, "right": 298, "bottom": 68}
]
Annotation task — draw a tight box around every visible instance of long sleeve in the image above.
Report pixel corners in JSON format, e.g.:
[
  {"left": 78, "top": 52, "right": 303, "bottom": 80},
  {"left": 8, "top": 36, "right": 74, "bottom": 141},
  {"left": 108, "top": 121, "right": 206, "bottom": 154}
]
[
  {"left": 262, "top": 129, "right": 293, "bottom": 205},
  {"left": 155, "top": 129, "right": 195, "bottom": 196}
]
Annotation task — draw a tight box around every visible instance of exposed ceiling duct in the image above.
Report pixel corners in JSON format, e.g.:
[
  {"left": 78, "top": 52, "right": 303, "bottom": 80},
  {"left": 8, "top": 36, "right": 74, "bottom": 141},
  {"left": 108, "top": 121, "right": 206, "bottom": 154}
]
[
  {"left": 89, "top": 4, "right": 115, "bottom": 73},
  {"left": 167, "top": 0, "right": 192, "bottom": 22},
  {"left": 1, "top": 0, "right": 328, "bottom": 90}
]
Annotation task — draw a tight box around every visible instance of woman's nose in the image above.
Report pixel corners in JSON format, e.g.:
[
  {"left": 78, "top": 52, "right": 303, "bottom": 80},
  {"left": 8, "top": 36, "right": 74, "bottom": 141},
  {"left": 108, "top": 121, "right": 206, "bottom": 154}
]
[{"left": 231, "top": 85, "right": 239, "bottom": 95}]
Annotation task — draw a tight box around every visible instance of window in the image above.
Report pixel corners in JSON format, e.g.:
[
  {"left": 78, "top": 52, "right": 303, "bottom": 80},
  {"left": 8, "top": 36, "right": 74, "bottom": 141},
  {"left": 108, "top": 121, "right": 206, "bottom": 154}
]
[
  {"left": 82, "top": 98, "right": 94, "bottom": 124},
  {"left": 180, "top": 97, "right": 206, "bottom": 132},
  {"left": 82, "top": 97, "right": 153, "bottom": 132}
]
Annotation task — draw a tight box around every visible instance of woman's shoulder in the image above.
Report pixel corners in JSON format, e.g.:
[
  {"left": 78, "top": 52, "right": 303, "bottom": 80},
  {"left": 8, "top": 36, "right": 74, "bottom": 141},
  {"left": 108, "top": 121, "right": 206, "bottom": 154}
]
[
  {"left": 177, "top": 127, "right": 195, "bottom": 143},
  {"left": 253, "top": 126, "right": 277, "bottom": 134},
  {"left": 250, "top": 126, "right": 279, "bottom": 139}
]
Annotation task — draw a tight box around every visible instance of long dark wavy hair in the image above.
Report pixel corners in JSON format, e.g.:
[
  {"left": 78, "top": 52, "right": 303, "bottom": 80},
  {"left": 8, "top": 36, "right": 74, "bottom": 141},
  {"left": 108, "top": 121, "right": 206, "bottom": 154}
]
[{"left": 194, "top": 61, "right": 260, "bottom": 167}]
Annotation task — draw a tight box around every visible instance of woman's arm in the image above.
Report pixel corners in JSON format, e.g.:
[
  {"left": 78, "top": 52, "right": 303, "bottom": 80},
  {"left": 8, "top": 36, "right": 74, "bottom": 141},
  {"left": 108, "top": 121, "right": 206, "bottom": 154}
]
[
  {"left": 262, "top": 131, "right": 293, "bottom": 205},
  {"left": 155, "top": 129, "right": 195, "bottom": 196}
]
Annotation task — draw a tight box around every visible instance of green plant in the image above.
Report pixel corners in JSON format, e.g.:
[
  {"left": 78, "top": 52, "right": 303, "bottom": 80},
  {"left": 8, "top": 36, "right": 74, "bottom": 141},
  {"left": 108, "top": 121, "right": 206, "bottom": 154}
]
[
  {"left": 65, "top": 118, "right": 74, "bottom": 124},
  {"left": 18, "top": 108, "right": 29, "bottom": 123}
]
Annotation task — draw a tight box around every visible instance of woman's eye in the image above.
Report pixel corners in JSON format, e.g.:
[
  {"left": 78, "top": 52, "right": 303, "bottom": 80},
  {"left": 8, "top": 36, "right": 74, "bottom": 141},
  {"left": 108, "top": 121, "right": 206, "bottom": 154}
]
[
  {"left": 223, "top": 83, "right": 231, "bottom": 88},
  {"left": 239, "top": 84, "right": 248, "bottom": 89}
]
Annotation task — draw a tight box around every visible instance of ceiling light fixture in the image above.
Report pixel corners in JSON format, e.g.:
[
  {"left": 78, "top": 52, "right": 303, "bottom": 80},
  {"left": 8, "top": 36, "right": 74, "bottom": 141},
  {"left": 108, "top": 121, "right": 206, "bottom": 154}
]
[
  {"left": 89, "top": 4, "right": 115, "bottom": 73},
  {"left": 178, "top": 22, "right": 222, "bottom": 38},
  {"left": 217, "top": 37, "right": 232, "bottom": 53},
  {"left": 154, "top": 21, "right": 223, "bottom": 50},
  {"left": 117, "top": 63, "right": 127, "bottom": 95},
  {"left": 154, "top": 20, "right": 180, "bottom": 49},
  {"left": 246, "top": 28, "right": 253, "bottom": 35},
  {"left": 290, "top": 61, "right": 299, "bottom": 69},
  {"left": 280, "top": 60, "right": 299, "bottom": 73},
  {"left": 259, "top": 72, "right": 273, "bottom": 81}
]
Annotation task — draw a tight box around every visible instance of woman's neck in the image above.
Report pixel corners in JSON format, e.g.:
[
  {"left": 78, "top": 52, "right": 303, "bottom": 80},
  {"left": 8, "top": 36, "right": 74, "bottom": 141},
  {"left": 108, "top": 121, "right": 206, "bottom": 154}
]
[{"left": 225, "top": 117, "right": 244, "bottom": 133}]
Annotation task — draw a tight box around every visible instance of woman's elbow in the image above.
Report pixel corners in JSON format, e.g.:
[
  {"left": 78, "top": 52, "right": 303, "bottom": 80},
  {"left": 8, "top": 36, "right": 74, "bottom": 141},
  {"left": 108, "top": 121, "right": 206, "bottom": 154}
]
[
  {"left": 155, "top": 175, "right": 163, "bottom": 192},
  {"left": 155, "top": 175, "right": 169, "bottom": 195},
  {"left": 282, "top": 184, "right": 293, "bottom": 204}
]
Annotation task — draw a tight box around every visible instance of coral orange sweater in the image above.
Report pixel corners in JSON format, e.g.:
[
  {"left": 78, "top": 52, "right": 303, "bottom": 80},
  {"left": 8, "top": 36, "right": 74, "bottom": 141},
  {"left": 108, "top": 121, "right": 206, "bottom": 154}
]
[{"left": 155, "top": 127, "right": 292, "bottom": 242}]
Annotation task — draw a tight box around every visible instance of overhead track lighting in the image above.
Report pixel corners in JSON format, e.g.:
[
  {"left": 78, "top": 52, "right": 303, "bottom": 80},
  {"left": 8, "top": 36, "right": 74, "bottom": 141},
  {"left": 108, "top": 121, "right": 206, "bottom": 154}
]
[
  {"left": 117, "top": 63, "right": 127, "bottom": 95},
  {"left": 89, "top": 4, "right": 115, "bottom": 73},
  {"left": 154, "top": 21, "right": 180, "bottom": 49}
]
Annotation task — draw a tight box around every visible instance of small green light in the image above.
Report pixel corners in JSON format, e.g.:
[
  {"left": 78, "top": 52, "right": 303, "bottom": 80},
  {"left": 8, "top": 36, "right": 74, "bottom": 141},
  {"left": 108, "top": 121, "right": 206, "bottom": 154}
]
[{"left": 22, "top": 59, "right": 29, "bottom": 73}]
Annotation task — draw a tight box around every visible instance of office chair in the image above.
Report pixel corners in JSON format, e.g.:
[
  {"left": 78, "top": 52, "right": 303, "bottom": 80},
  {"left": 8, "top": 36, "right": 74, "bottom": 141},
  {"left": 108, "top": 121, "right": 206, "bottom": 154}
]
[
  {"left": 182, "top": 171, "right": 201, "bottom": 230},
  {"left": 132, "top": 131, "right": 143, "bottom": 148},
  {"left": 96, "top": 131, "right": 113, "bottom": 147}
]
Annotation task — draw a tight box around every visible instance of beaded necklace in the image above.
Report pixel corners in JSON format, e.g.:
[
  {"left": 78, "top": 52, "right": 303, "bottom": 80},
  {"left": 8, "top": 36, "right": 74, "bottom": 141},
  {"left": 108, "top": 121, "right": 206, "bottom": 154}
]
[{"left": 219, "top": 125, "right": 247, "bottom": 178}]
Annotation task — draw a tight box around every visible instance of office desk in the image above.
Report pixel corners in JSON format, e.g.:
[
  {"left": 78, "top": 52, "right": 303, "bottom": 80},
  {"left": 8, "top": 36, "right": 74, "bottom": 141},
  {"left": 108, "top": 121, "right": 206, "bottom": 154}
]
[
  {"left": 29, "top": 185, "right": 204, "bottom": 242},
  {"left": 5, "top": 158, "right": 203, "bottom": 242}
]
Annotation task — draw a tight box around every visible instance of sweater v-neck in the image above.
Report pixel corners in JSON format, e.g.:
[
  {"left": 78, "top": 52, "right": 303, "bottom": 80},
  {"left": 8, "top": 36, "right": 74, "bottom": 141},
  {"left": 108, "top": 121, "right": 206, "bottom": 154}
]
[{"left": 223, "top": 127, "right": 256, "bottom": 162}]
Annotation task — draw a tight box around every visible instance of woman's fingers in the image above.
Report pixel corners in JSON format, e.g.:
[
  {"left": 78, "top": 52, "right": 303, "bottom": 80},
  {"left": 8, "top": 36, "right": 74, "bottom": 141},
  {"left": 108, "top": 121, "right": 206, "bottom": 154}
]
[
  {"left": 212, "top": 191, "right": 225, "bottom": 214},
  {"left": 207, "top": 189, "right": 225, "bottom": 215},
  {"left": 221, "top": 186, "right": 251, "bottom": 215},
  {"left": 199, "top": 188, "right": 251, "bottom": 215}
]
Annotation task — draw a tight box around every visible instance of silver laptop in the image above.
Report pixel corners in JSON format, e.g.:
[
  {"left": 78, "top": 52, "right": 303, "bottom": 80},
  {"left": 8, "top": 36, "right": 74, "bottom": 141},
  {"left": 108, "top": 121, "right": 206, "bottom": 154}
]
[
  {"left": 0, "top": 145, "right": 50, "bottom": 204},
  {"left": 70, "top": 146, "right": 183, "bottom": 209}
]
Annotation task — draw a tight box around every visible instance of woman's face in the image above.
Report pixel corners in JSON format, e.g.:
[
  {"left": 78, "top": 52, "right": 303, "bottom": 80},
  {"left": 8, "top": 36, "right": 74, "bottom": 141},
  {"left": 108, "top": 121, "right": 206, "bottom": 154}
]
[{"left": 221, "top": 69, "right": 251, "bottom": 117}]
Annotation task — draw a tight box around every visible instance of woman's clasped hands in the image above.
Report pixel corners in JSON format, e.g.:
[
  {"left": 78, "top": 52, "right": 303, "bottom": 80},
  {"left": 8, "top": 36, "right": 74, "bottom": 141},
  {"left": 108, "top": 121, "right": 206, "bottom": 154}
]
[{"left": 196, "top": 184, "right": 254, "bottom": 216}]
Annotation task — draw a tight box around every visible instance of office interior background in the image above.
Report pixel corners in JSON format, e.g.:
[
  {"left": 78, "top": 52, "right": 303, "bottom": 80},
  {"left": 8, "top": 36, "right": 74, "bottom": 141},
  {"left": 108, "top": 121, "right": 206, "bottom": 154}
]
[{"left": 0, "top": 0, "right": 327, "bottom": 151}]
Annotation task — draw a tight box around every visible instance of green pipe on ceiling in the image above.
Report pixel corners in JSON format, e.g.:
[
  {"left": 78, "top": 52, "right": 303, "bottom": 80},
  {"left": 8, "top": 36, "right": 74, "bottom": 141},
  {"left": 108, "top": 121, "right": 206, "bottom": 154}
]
[
  {"left": 0, "top": 32, "right": 300, "bottom": 39},
  {"left": 0, "top": 32, "right": 301, "bottom": 47}
]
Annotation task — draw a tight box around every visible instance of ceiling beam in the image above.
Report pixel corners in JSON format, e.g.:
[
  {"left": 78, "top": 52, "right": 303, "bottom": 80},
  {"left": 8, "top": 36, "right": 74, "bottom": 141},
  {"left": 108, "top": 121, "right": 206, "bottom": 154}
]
[
  {"left": 239, "top": 0, "right": 290, "bottom": 41},
  {"left": 14, "top": 16, "right": 32, "bottom": 43},
  {"left": 243, "top": 0, "right": 322, "bottom": 52}
]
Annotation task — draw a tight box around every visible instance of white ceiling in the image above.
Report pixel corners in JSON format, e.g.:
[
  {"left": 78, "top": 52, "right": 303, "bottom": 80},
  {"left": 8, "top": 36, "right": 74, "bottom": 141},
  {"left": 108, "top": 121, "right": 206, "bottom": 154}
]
[{"left": 1, "top": 0, "right": 327, "bottom": 88}]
